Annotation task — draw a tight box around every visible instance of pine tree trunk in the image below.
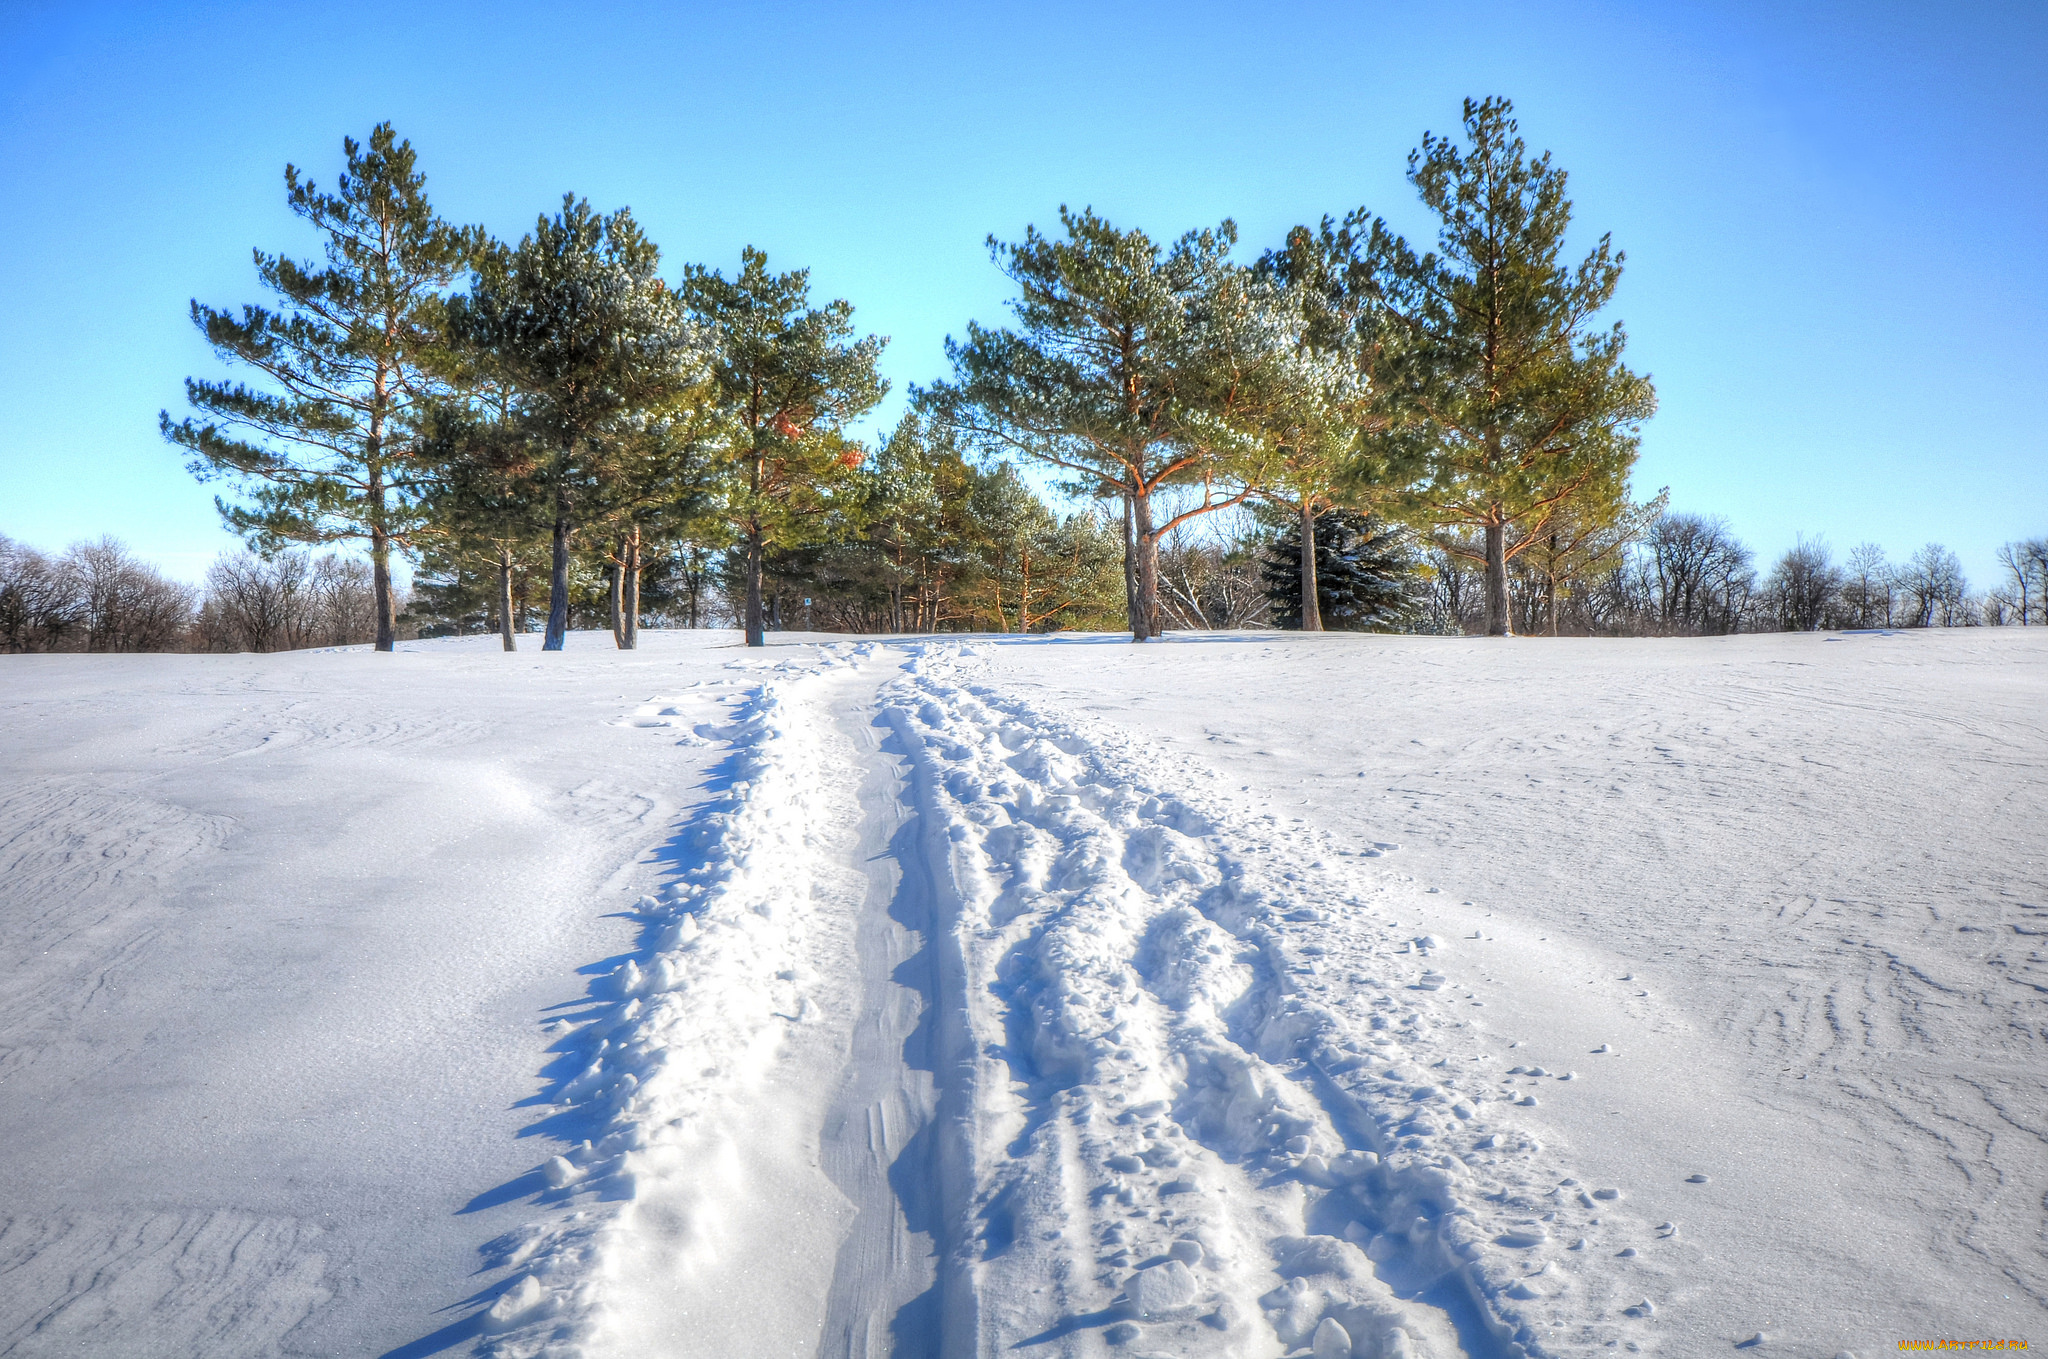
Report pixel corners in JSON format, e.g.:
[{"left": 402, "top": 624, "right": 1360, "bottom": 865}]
[
  {"left": 891, "top": 542, "right": 906, "bottom": 634},
  {"left": 1483, "top": 519, "right": 1512, "bottom": 637},
  {"left": 1018, "top": 547, "right": 1031, "bottom": 634},
  {"left": 744, "top": 525, "right": 766, "bottom": 647},
  {"left": 367, "top": 463, "right": 396, "bottom": 652},
  {"left": 622, "top": 530, "right": 640, "bottom": 650},
  {"left": 544, "top": 513, "right": 571, "bottom": 651},
  {"left": 1545, "top": 532, "right": 1562, "bottom": 636},
  {"left": 497, "top": 545, "right": 516, "bottom": 652},
  {"left": 607, "top": 538, "right": 624, "bottom": 648},
  {"left": 1121, "top": 492, "right": 1138, "bottom": 633},
  {"left": 1298, "top": 501, "right": 1323, "bottom": 633},
  {"left": 370, "top": 527, "right": 396, "bottom": 652},
  {"left": 1132, "top": 490, "right": 1160, "bottom": 642}
]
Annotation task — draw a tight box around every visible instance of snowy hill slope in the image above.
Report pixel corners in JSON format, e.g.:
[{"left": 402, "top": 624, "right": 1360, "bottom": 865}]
[{"left": 0, "top": 629, "right": 2041, "bottom": 1358}]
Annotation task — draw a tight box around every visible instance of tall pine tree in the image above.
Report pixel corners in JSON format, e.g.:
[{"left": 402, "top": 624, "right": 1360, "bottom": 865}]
[
  {"left": 921, "top": 208, "right": 1269, "bottom": 641},
  {"left": 162, "top": 123, "right": 475, "bottom": 651},
  {"left": 1242, "top": 229, "right": 1422, "bottom": 632},
  {"left": 415, "top": 367, "right": 550, "bottom": 650},
  {"left": 1367, "top": 98, "right": 1656, "bottom": 636},
  {"left": 449, "top": 198, "right": 700, "bottom": 650},
  {"left": 679, "top": 248, "right": 887, "bottom": 649}
]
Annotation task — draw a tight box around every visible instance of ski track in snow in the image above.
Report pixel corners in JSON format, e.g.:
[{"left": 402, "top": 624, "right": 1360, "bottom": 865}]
[
  {"left": 475, "top": 645, "right": 878, "bottom": 1358},
  {"left": 466, "top": 638, "right": 1692, "bottom": 1359},
  {"left": 878, "top": 643, "right": 1655, "bottom": 1359}
]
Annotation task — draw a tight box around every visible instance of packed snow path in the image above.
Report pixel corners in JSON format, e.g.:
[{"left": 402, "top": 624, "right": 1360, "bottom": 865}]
[
  {"left": 1, "top": 629, "right": 2042, "bottom": 1357},
  {"left": 479, "top": 634, "right": 2048, "bottom": 1359},
  {"left": 482, "top": 642, "right": 1643, "bottom": 1359},
  {"left": 873, "top": 644, "right": 1628, "bottom": 1359}
]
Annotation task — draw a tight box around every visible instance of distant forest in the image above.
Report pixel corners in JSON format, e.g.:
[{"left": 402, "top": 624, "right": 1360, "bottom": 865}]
[{"left": 4, "top": 101, "right": 2044, "bottom": 654}]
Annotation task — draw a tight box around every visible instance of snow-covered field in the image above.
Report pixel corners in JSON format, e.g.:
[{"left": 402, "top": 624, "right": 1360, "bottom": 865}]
[{"left": 1, "top": 628, "right": 2041, "bottom": 1358}]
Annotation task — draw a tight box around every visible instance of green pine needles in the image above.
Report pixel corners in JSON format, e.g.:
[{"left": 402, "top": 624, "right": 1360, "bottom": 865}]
[
  {"left": 162, "top": 123, "right": 478, "bottom": 651},
  {"left": 163, "top": 96, "right": 1656, "bottom": 648},
  {"left": 679, "top": 248, "right": 889, "bottom": 648},
  {"left": 1370, "top": 97, "right": 1658, "bottom": 636},
  {"left": 447, "top": 196, "right": 706, "bottom": 651}
]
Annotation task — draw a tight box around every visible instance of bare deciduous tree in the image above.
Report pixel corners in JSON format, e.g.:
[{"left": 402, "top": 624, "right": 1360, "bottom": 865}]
[
  {"left": 1995, "top": 538, "right": 2047, "bottom": 625},
  {"left": 1760, "top": 537, "right": 1843, "bottom": 631},
  {"left": 193, "top": 550, "right": 388, "bottom": 652},
  {"left": 0, "top": 536, "right": 193, "bottom": 652},
  {"left": 1840, "top": 542, "right": 1896, "bottom": 628},
  {"left": 1644, "top": 515, "right": 1753, "bottom": 635},
  {"left": 1895, "top": 544, "right": 1970, "bottom": 628},
  {"left": 1156, "top": 522, "right": 1269, "bottom": 630}
]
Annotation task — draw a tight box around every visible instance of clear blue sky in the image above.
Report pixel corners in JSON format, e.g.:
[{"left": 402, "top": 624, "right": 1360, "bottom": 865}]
[{"left": 2, "top": 0, "right": 2042, "bottom": 589}]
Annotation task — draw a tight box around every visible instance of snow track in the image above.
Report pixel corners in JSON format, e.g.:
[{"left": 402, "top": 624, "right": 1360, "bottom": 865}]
[
  {"left": 479, "top": 650, "right": 872, "bottom": 1359},
  {"left": 810, "top": 700, "right": 952, "bottom": 1359},
  {"left": 881, "top": 644, "right": 1657, "bottom": 1359},
  {"left": 479, "top": 639, "right": 1679, "bottom": 1358}
]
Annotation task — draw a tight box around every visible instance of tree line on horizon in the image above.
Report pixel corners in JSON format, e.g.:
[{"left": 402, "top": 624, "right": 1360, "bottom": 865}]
[
  {"left": 3, "top": 101, "right": 2043, "bottom": 655},
  {"left": 5, "top": 510, "right": 2043, "bottom": 654}
]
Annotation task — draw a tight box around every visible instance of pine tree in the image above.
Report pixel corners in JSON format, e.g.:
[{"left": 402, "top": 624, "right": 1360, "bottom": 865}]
[
  {"left": 415, "top": 371, "right": 551, "bottom": 650},
  {"left": 448, "top": 198, "right": 700, "bottom": 650},
  {"left": 959, "top": 465, "right": 1124, "bottom": 633},
  {"left": 679, "top": 248, "right": 888, "bottom": 648},
  {"left": 1366, "top": 98, "right": 1656, "bottom": 636},
  {"left": 920, "top": 208, "right": 1269, "bottom": 641},
  {"left": 1245, "top": 227, "right": 1418, "bottom": 631},
  {"left": 161, "top": 123, "right": 475, "bottom": 651},
  {"left": 590, "top": 403, "right": 731, "bottom": 648},
  {"left": 858, "top": 412, "right": 978, "bottom": 632},
  {"left": 1263, "top": 511, "right": 1420, "bottom": 631}
]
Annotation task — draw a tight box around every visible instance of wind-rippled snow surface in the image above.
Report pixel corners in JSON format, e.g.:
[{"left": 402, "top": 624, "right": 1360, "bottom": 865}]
[{"left": 3, "top": 628, "right": 2042, "bottom": 1357}]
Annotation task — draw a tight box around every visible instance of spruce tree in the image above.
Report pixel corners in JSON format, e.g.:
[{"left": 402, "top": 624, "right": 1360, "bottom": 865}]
[
  {"left": 1264, "top": 510, "right": 1420, "bottom": 631},
  {"left": 1366, "top": 98, "right": 1656, "bottom": 636},
  {"left": 920, "top": 208, "right": 1269, "bottom": 641},
  {"left": 679, "top": 248, "right": 887, "bottom": 648},
  {"left": 162, "top": 123, "right": 475, "bottom": 651},
  {"left": 449, "top": 199, "right": 700, "bottom": 650}
]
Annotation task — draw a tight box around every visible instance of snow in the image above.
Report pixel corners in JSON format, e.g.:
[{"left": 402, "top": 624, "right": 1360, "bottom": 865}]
[{"left": 1, "top": 627, "right": 2042, "bottom": 1357}]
